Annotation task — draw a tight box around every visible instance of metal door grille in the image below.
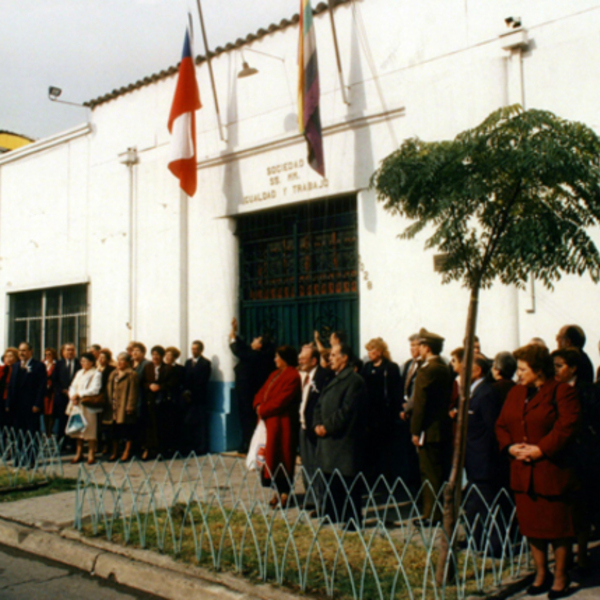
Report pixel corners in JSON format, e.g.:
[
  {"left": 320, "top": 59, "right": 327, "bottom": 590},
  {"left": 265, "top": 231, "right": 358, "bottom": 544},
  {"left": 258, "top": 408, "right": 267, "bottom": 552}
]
[{"left": 236, "top": 196, "right": 359, "bottom": 351}]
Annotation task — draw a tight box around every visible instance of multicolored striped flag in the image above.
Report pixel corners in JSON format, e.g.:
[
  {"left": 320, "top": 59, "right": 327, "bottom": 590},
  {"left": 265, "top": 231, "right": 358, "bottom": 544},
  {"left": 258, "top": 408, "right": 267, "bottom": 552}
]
[
  {"left": 298, "top": 0, "right": 325, "bottom": 177},
  {"left": 168, "top": 23, "right": 202, "bottom": 197}
]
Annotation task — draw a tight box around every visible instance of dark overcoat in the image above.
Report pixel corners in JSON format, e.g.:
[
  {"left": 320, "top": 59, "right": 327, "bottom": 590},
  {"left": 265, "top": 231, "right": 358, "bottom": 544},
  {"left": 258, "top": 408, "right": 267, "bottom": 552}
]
[
  {"left": 303, "top": 366, "right": 334, "bottom": 444},
  {"left": 7, "top": 358, "right": 46, "bottom": 432},
  {"left": 183, "top": 356, "right": 211, "bottom": 409},
  {"left": 465, "top": 380, "right": 502, "bottom": 483},
  {"left": 253, "top": 366, "right": 301, "bottom": 482},
  {"left": 52, "top": 358, "right": 81, "bottom": 413},
  {"left": 313, "top": 367, "right": 367, "bottom": 477},
  {"left": 231, "top": 337, "right": 274, "bottom": 401}
]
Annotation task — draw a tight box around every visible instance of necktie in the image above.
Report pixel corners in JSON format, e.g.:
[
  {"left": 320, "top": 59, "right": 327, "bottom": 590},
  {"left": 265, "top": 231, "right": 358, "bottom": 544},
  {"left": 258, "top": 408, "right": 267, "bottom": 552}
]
[
  {"left": 405, "top": 361, "right": 417, "bottom": 393},
  {"left": 303, "top": 374, "right": 310, "bottom": 388}
]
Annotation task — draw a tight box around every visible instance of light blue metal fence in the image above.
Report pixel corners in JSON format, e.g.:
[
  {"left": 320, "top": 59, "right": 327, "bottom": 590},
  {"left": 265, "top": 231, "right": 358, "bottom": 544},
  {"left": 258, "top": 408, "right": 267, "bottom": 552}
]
[
  {"left": 75, "top": 455, "right": 529, "bottom": 599},
  {"left": 0, "top": 427, "right": 64, "bottom": 486}
]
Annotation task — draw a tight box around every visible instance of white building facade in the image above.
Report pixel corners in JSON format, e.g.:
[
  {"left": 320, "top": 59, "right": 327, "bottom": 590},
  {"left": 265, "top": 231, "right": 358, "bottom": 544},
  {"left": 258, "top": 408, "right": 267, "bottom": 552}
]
[{"left": 1, "top": 0, "right": 600, "bottom": 450}]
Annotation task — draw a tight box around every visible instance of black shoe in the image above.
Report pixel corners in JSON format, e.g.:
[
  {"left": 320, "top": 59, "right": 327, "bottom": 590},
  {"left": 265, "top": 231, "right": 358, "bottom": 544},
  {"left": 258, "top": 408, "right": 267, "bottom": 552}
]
[
  {"left": 527, "top": 574, "right": 552, "bottom": 596},
  {"left": 547, "top": 576, "right": 571, "bottom": 599}
]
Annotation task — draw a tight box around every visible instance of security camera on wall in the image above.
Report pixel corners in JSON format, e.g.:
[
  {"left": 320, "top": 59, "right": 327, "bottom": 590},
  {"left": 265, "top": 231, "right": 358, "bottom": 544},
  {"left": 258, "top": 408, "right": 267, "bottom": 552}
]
[{"left": 505, "top": 16, "right": 522, "bottom": 28}]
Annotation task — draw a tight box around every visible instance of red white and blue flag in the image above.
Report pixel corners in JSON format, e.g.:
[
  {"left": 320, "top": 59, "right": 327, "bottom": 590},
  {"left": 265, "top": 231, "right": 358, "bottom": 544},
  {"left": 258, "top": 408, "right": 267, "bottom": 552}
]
[{"left": 168, "top": 25, "right": 202, "bottom": 197}]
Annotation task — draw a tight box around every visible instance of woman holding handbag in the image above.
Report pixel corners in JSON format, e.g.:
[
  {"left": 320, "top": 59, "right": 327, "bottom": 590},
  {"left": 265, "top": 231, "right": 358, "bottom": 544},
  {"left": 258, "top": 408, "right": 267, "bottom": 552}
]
[
  {"left": 66, "top": 351, "right": 102, "bottom": 464},
  {"left": 253, "top": 346, "right": 301, "bottom": 509}
]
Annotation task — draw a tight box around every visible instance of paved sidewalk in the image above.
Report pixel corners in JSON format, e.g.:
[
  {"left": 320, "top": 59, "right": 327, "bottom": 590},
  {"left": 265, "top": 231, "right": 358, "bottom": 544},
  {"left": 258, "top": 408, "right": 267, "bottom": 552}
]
[{"left": 0, "top": 454, "right": 303, "bottom": 600}]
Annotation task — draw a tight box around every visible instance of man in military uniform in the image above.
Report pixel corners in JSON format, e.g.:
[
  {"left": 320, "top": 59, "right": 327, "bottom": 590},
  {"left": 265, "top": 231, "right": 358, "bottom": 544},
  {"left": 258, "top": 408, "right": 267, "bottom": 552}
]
[{"left": 410, "top": 328, "right": 453, "bottom": 526}]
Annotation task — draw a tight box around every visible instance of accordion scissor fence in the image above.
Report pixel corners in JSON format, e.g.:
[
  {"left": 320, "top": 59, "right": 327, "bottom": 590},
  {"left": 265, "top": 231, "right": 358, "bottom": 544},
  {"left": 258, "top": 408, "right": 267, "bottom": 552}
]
[
  {"left": 0, "top": 427, "right": 64, "bottom": 487},
  {"left": 75, "top": 454, "right": 529, "bottom": 600}
]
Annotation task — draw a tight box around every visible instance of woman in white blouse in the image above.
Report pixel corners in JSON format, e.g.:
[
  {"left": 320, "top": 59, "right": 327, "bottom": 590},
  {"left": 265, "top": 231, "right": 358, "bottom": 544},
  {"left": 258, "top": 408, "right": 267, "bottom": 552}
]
[{"left": 67, "top": 351, "right": 102, "bottom": 464}]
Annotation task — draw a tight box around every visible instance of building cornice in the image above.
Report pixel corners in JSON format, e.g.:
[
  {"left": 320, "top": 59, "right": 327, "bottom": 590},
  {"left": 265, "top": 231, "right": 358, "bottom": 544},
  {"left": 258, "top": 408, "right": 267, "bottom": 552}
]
[{"left": 197, "top": 105, "right": 405, "bottom": 170}]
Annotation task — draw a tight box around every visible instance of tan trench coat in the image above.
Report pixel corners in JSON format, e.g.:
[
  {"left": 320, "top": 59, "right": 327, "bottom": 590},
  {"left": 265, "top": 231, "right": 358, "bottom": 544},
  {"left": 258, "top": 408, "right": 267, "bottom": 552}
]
[{"left": 104, "top": 368, "right": 139, "bottom": 425}]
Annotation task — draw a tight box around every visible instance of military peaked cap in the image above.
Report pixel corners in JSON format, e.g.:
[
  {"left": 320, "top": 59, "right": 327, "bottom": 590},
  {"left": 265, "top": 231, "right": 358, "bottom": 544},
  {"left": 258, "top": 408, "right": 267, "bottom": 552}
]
[{"left": 418, "top": 328, "right": 445, "bottom": 345}]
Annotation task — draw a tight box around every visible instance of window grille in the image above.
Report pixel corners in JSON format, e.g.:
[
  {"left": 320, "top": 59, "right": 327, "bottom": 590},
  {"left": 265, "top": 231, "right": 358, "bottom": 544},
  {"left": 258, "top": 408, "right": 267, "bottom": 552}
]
[{"left": 8, "top": 284, "right": 88, "bottom": 359}]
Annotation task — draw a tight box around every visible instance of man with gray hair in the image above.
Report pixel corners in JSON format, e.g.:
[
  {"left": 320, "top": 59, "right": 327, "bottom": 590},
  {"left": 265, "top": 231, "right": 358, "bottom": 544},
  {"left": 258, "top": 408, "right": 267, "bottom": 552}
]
[
  {"left": 400, "top": 333, "right": 422, "bottom": 419},
  {"left": 297, "top": 343, "right": 333, "bottom": 513},
  {"left": 313, "top": 344, "right": 367, "bottom": 526}
]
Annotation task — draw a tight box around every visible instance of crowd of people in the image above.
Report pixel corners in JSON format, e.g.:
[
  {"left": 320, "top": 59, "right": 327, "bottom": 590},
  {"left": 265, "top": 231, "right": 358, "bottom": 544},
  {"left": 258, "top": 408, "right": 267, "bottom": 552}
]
[
  {"left": 1, "top": 320, "right": 599, "bottom": 598},
  {"left": 0, "top": 340, "right": 211, "bottom": 464},
  {"left": 232, "top": 321, "right": 600, "bottom": 599}
]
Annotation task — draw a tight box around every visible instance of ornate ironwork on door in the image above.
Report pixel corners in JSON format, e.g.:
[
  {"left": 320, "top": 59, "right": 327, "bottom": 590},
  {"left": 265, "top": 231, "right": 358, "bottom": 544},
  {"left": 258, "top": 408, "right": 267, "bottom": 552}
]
[{"left": 236, "top": 195, "right": 359, "bottom": 351}]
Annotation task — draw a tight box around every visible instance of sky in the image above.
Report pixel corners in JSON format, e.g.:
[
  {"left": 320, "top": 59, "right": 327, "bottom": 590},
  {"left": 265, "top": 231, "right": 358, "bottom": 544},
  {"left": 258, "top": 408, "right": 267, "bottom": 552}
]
[{"left": 1, "top": 0, "right": 314, "bottom": 140}]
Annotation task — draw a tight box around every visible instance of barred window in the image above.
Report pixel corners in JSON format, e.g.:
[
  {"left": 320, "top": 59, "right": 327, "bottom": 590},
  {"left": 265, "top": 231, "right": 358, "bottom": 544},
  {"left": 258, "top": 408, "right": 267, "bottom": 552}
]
[
  {"left": 236, "top": 196, "right": 359, "bottom": 350},
  {"left": 8, "top": 284, "right": 88, "bottom": 359}
]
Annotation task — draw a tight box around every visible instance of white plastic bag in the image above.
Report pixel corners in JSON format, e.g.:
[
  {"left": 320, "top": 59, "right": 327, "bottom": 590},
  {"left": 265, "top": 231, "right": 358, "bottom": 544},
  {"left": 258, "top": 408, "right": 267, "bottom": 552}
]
[
  {"left": 66, "top": 405, "right": 88, "bottom": 435},
  {"left": 246, "top": 420, "right": 267, "bottom": 471}
]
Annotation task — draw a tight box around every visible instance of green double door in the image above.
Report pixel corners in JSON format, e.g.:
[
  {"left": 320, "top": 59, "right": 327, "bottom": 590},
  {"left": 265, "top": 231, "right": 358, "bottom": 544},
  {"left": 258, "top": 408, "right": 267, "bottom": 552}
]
[{"left": 237, "top": 195, "right": 359, "bottom": 352}]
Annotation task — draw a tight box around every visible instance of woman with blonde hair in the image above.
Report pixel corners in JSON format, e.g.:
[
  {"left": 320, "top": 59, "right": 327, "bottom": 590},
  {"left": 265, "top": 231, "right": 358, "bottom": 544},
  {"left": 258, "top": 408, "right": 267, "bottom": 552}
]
[{"left": 361, "top": 337, "right": 402, "bottom": 484}]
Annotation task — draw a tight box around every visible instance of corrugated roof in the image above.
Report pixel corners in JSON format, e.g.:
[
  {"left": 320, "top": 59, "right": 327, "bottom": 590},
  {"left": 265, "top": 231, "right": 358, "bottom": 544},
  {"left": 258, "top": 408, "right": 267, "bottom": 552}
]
[{"left": 85, "top": 0, "right": 351, "bottom": 109}]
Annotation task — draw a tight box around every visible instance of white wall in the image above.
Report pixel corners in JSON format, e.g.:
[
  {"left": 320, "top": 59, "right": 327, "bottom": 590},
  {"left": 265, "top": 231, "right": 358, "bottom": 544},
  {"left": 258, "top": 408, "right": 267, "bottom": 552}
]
[{"left": 2, "top": 0, "right": 600, "bottom": 449}]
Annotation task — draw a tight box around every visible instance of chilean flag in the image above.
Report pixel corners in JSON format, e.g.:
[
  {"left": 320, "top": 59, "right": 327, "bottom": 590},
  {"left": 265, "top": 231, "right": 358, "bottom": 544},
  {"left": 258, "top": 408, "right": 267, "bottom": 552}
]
[{"left": 168, "top": 26, "right": 201, "bottom": 197}]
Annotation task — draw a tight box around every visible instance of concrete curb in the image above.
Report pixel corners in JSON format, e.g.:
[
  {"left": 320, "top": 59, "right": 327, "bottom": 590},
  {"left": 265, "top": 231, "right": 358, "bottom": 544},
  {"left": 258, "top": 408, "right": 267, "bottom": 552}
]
[
  {"left": 0, "top": 517, "right": 301, "bottom": 600},
  {"left": 0, "top": 514, "right": 537, "bottom": 600}
]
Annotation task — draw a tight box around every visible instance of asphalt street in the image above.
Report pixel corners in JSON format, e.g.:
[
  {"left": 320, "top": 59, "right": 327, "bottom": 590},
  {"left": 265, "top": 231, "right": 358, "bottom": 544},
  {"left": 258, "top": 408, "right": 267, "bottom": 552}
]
[{"left": 0, "top": 543, "right": 162, "bottom": 600}]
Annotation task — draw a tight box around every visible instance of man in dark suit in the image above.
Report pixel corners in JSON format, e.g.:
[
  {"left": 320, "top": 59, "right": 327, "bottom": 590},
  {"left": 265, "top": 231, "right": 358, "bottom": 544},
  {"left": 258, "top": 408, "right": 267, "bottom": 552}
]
[
  {"left": 401, "top": 333, "right": 422, "bottom": 415},
  {"left": 410, "top": 328, "right": 453, "bottom": 526},
  {"left": 7, "top": 342, "right": 46, "bottom": 465},
  {"left": 52, "top": 342, "right": 80, "bottom": 444},
  {"left": 142, "top": 345, "right": 176, "bottom": 459},
  {"left": 298, "top": 343, "right": 333, "bottom": 513},
  {"left": 229, "top": 318, "right": 274, "bottom": 453},
  {"left": 182, "top": 340, "right": 212, "bottom": 455},
  {"left": 464, "top": 355, "right": 503, "bottom": 552},
  {"left": 556, "top": 324, "right": 595, "bottom": 383},
  {"left": 399, "top": 333, "right": 423, "bottom": 488},
  {"left": 313, "top": 343, "right": 367, "bottom": 526}
]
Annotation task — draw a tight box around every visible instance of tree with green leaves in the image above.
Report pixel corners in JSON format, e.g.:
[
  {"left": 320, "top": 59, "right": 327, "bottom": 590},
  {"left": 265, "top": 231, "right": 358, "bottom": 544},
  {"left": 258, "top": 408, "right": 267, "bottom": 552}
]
[{"left": 371, "top": 104, "right": 600, "bottom": 584}]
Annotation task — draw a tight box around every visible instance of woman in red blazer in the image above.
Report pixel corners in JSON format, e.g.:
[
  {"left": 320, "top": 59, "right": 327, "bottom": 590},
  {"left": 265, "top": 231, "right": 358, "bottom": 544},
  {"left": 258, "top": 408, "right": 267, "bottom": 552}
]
[
  {"left": 496, "top": 344, "right": 579, "bottom": 598},
  {"left": 253, "top": 345, "right": 301, "bottom": 508}
]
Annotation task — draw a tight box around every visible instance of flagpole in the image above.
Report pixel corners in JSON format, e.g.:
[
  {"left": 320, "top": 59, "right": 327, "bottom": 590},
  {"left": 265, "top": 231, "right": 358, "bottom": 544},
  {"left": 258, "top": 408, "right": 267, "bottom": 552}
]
[
  {"left": 195, "top": 0, "right": 226, "bottom": 142},
  {"left": 328, "top": 0, "right": 350, "bottom": 105}
]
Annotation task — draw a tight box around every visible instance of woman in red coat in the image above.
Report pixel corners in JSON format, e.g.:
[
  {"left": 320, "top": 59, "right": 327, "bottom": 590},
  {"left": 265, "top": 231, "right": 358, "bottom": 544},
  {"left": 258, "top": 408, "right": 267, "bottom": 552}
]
[
  {"left": 253, "top": 345, "right": 301, "bottom": 508},
  {"left": 496, "top": 344, "right": 579, "bottom": 598}
]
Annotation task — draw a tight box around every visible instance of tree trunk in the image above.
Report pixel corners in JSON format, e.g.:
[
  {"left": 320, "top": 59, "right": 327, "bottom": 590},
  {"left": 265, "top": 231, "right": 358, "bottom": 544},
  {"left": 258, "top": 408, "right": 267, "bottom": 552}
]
[{"left": 435, "top": 285, "right": 480, "bottom": 586}]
